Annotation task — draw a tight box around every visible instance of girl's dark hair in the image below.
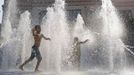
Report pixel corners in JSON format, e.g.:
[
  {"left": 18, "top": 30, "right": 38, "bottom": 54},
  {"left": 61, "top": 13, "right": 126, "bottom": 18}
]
[{"left": 74, "top": 37, "right": 78, "bottom": 40}]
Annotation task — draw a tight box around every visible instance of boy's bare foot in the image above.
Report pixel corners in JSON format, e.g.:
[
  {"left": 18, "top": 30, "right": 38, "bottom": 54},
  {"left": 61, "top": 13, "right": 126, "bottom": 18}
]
[
  {"left": 35, "top": 69, "right": 41, "bottom": 72},
  {"left": 19, "top": 65, "right": 24, "bottom": 71}
]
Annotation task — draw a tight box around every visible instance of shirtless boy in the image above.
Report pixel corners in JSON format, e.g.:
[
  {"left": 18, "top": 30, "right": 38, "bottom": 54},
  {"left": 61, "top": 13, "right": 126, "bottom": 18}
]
[{"left": 19, "top": 25, "right": 50, "bottom": 72}]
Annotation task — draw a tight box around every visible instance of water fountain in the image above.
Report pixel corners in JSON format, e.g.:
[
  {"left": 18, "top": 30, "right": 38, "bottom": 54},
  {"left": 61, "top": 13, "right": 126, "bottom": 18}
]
[
  {"left": 41, "top": 0, "right": 71, "bottom": 72},
  {"left": 0, "top": 0, "right": 17, "bottom": 70},
  {"left": 16, "top": 11, "right": 32, "bottom": 68},
  {"left": 0, "top": 0, "right": 32, "bottom": 71},
  {"left": 0, "top": 0, "right": 133, "bottom": 74},
  {"left": 100, "top": 0, "right": 125, "bottom": 71}
]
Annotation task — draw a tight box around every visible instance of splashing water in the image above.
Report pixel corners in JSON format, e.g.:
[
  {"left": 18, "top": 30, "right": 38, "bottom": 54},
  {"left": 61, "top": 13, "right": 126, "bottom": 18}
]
[
  {"left": 73, "top": 14, "right": 85, "bottom": 38},
  {"left": 101, "top": 0, "right": 124, "bottom": 38},
  {"left": 0, "top": 0, "right": 17, "bottom": 70},
  {"left": 16, "top": 11, "right": 32, "bottom": 66},
  {"left": 100, "top": 0, "right": 125, "bottom": 71},
  {"left": 41, "top": 0, "right": 71, "bottom": 72},
  {"left": 73, "top": 14, "right": 94, "bottom": 43},
  {"left": 1, "top": 0, "right": 14, "bottom": 42},
  {"left": 0, "top": 9, "right": 32, "bottom": 71},
  {"left": 1, "top": 0, "right": 134, "bottom": 75}
]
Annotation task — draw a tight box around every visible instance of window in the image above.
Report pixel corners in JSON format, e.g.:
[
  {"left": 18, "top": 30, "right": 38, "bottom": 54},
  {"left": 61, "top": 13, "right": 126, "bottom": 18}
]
[{"left": 67, "top": 9, "right": 81, "bottom": 22}]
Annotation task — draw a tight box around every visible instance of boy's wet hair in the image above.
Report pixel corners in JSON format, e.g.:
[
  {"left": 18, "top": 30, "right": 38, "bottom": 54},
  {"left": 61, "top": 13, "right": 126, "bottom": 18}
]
[{"left": 35, "top": 25, "right": 41, "bottom": 29}]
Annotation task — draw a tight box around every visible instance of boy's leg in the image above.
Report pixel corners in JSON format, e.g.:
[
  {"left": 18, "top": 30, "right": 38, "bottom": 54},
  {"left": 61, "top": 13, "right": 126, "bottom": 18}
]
[
  {"left": 19, "top": 50, "right": 35, "bottom": 71},
  {"left": 35, "top": 50, "right": 42, "bottom": 71},
  {"left": 19, "top": 58, "right": 32, "bottom": 70},
  {"left": 35, "top": 57, "right": 42, "bottom": 71}
]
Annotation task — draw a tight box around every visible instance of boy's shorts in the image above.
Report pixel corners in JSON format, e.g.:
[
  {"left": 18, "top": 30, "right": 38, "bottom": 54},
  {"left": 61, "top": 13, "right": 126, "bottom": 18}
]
[{"left": 29, "top": 45, "right": 42, "bottom": 60}]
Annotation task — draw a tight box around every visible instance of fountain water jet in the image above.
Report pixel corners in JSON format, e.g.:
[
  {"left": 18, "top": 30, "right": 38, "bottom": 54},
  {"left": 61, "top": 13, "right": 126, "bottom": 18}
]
[
  {"left": 41, "top": 0, "right": 71, "bottom": 72},
  {"left": 0, "top": 1, "right": 32, "bottom": 70},
  {"left": 16, "top": 11, "right": 32, "bottom": 66},
  {"left": 100, "top": 0, "right": 125, "bottom": 72},
  {"left": 0, "top": 0, "right": 18, "bottom": 70}
]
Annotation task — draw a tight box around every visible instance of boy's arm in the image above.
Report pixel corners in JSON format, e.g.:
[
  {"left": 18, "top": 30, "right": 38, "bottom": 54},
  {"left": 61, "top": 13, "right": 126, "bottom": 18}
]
[
  {"left": 32, "top": 28, "right": 37, "bottom": 36},
  {"left": 41, "top": 34, "right": 51, "bottom": 40},
  {"left": 79, "top": 39, "right": 88, "bottom": 44}
]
